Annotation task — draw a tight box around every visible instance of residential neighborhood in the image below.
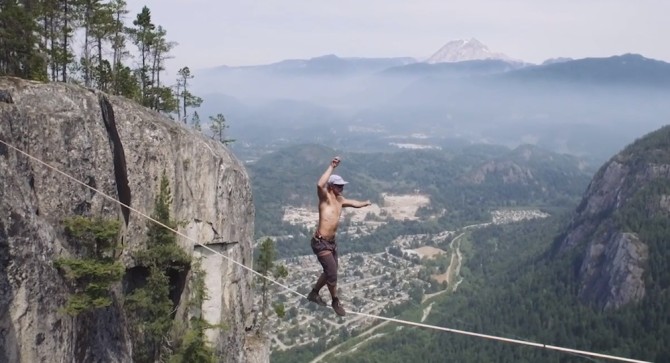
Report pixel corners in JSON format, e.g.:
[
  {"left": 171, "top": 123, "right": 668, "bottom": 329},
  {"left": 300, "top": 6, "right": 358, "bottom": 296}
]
[{"left": 257, "top": 194, "right": 551, "bottom": 353}]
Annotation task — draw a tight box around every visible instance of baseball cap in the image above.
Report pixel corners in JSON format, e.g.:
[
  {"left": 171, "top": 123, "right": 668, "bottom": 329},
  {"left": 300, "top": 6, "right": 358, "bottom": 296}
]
[{"left": 328, "top": 174, "right": 348, "bottom": 185}]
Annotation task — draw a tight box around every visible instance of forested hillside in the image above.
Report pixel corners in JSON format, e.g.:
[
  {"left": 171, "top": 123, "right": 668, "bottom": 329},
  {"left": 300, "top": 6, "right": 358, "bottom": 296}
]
[
  {"left": 552, "top": 124, "right": 670, "bottom": 311},
  {"left": 249, "top": 143, "right": 593, "bottom": 257},
  {"left": 283, "top": 216, "right": 667, "bottom": 363},
  {"left": 270, "top": 126, "right": 670, "bottom": 363}
]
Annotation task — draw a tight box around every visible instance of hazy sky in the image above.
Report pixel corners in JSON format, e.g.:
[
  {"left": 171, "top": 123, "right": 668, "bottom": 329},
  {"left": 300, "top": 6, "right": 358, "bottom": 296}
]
[{"left": 126, "top": 0, "right": 669, "bottom": 72}]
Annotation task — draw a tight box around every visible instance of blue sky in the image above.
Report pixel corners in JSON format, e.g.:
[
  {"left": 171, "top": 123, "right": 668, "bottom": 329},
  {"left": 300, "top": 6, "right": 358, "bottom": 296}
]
[{"left": 126, "top": 0, "right": 670, "bottom": 72}]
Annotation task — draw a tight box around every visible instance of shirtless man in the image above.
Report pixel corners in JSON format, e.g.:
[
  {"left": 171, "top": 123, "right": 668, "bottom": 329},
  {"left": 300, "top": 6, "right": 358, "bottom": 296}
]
[{"left": 307, "top": 156, "right": 372, "bottom": 316}]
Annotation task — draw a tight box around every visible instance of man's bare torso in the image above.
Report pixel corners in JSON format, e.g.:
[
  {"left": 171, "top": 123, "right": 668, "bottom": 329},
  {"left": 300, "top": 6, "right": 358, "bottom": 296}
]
[{"left": 317, "top": 192, "right": 342, "bottom": 239}]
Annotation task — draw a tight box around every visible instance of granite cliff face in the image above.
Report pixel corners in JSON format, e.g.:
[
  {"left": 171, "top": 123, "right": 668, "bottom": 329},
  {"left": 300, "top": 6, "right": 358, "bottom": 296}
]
[
  {"left": 0, "top": 77, "right": 267, "bottom": 362},
  {"left": 556, "top": 125, "right": 670, "bottom": 310}
]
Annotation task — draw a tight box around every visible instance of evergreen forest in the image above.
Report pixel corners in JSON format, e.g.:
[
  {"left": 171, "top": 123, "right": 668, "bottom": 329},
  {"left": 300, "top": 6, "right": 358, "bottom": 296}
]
[
  {"left": 0, "top": 0, "right": 233, "bottom": 140},
  {"left": 273, "top": 215, "right": 669, "bottom": 363}
]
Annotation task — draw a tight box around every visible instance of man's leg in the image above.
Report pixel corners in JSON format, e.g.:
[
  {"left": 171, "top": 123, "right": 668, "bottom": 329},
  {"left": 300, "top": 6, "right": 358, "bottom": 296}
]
[
  {"left": 308, "top": 273, "right": 328, "bottom": 306},
  {"left": 313, "top": 273, "right": 327, "bottom": 292},
  {"left": 325, "top": 248, "right": 339, "bottom": 299},
  {"left": 326, "top": 282, "right": 337, "bottom": 300},
  {"left": 315, "top": 250, "right": 345, "bottom": 316},
  {"left": 308, "top": 252, "right": 334, "bottom": 307},
  {"left": 328, "top": 249, "right": 345, "bottom": 316}
]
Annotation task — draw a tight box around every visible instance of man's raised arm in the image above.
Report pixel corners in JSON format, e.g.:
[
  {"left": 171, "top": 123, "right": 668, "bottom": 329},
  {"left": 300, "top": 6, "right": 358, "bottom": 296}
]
[{"left": 317, "top": 156, "right": 341, "bottom": 190}]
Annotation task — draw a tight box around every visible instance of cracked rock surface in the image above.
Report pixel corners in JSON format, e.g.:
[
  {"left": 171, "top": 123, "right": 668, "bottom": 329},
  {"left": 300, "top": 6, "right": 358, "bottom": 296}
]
[{"left": 0, "top": 77, "right": 266, "bottom": 363}]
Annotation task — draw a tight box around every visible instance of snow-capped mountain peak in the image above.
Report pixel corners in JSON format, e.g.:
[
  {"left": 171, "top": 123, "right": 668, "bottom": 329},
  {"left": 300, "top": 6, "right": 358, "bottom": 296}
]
[{"left": 426, "top": 38, "right": 516, "bottom": 63}]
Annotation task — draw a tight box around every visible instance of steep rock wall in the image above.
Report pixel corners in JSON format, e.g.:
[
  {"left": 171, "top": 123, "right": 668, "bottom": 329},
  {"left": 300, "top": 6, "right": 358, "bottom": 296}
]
[
  {"left": 556, "top": 126, "right": 670, "bottom": 310},
  {"left": 0, "top": 77, "right": 267, "bottom": 362}
]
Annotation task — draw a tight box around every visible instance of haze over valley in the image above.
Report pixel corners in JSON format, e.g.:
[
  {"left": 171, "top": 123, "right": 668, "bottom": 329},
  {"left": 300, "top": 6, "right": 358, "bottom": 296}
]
[{"left": 193, "top": 40, "right": 670, "bottom": 165}]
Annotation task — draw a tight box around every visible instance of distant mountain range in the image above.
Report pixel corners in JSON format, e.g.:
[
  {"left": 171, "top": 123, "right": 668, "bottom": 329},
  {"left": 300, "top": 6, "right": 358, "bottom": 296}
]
[
  {"left": 210, "top": 38, "right": 517, "bottom": 72},
  {"left": 193, "top": 42, "right": 670, "bottom": 166},
  {"left": 505, "top": 53, "right": 670, "bottom": 87},
  {"left": 199, "top": 38, "right": 521, "bottom": 80},
  {"left": 212, "top": 54, "right": 416, "bottom": 75}
]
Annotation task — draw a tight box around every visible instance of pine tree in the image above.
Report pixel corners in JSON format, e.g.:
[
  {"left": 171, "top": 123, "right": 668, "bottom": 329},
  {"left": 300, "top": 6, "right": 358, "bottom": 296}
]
[
  {"left": 37, "top": 0, "right": 58, "bottom": 80},
  {"left": 113, "top": 63, "right": 141, "bottom": 100},
  {"left": 127, "top": 170, "right": 189, "bottom": 363},
  {"left": 80, "top": 0, "right": 96, "bottom": 86},
  {"left": 255, "top": 238, "right": 288, "bottom": 331},
  {"left": 36, "top": 0, "right": 79, "bottom": 82},
  {"left": 109, "top": 0, "right": 131, "bottom": 94},
  {"left": 58, "top": 0, "right": 79, "bottom": 82},
  {"left": 209, "top": 113, "right": 234, "bottom": 145},
  {"left": 88, "top": 0, "right": 116, "bottom": 90},
  {"left": 168, "top": 260, "right": 216, "bottom": 363},
  {"left": 191, "top": 111, "right": 202, "bottom": 131},
  {"left": 54, "top": 217, "right": 123, "bottom": 315},
  {"left": 0, "top": 0, "right": 47, "bottom": 80},
  {"left": 127, "top": 13, "right": 178, "bottom": 113},
  {"left": 144, "top": 169, "right": 188, "bottom": 266},
  {"left": 146, "top": 25, "right": 177, "bottom": 112},
  {"left": 176, "top": 67, "right": 203, "bottom": 123},
  {"left": 128, "top": 6, "right": 155, "bottom": 104},
  {"left": 146, "top": 84, "right": 178, "bottom": 114}
]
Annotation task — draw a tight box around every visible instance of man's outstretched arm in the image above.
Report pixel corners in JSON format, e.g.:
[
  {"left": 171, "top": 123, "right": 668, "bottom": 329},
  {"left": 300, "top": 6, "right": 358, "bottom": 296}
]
[{"left": 342, "top": 198, "right": 372, "bottom": 208}]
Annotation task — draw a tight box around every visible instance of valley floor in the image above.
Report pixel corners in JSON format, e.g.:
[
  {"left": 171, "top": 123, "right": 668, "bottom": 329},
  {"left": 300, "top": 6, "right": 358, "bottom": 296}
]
[{"left": 259, "top": 208, "right": 549, "bottom": 357}]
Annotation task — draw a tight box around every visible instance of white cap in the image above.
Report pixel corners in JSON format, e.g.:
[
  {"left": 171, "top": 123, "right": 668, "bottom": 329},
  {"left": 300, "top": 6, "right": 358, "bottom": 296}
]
[{"left": 328, "top": 174, "right": 348, "bottom": 185}]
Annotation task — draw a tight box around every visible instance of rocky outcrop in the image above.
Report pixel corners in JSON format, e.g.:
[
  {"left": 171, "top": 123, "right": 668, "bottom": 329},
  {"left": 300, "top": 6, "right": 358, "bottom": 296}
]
[
  {"left": 463, "top": 144, "right": 587, "bottom": 187},
  {"left": 467, "top": 160, "right": 535, "bottom": 185},
  {"left": 0, "top": 77, "right": 267, "bottom": 362},
  {"left": 577, "top": 232, "right": 648, "bottom": 310},
  {"left": 556, "top": 125, "right": 670, "bottom": 310}
]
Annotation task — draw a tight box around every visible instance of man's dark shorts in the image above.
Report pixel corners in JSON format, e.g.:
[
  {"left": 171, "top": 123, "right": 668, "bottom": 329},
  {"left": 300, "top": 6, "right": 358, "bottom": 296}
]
[{"left": 311, "top": 235, "right": 338, "bottom": 286}]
